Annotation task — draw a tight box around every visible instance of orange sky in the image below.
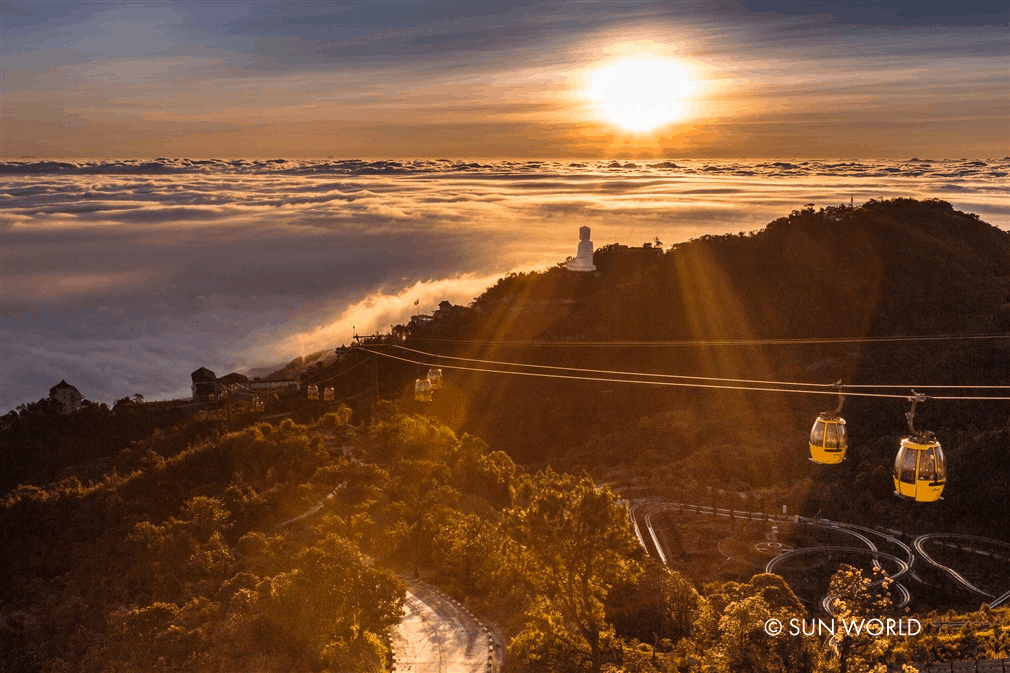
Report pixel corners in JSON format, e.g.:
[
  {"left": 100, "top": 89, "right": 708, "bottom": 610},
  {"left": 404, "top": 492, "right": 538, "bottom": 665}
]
[{"left": 3, "top": 1, "right": 1008, "bottom": 158}]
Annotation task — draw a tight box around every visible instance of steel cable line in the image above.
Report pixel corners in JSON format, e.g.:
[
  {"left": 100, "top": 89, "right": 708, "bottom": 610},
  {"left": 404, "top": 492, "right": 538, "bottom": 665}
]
[
  {"left": 832, "top": 383, "right": 1010, "bottom": 390},
  {"left": 406, "top": 332, "right": 1010, "bottom": 347},
  {"left": 358, "top": 346, "right": 950, "bottom": 399},
  {"left": 391, "top": 344, "right": 834, "bottom": 389},
  {"left": 389, "top": 344, "right": 1010, "bottom": 395},
  {"left": 305, "top": 354, "right": 374, "bottom": 386},
  {"left": 358, "top": 346, "right": 1010, "bottom": 401}
]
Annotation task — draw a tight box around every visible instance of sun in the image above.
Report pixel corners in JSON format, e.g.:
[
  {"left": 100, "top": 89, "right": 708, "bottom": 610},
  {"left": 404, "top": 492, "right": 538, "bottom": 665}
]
[{"left": 587, "top": 57, "right": 697, "bottom": 131}]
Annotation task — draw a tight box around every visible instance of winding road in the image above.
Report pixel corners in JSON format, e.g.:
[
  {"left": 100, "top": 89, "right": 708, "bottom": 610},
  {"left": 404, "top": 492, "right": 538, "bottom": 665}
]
[{"left": 392, "top": 580, "right": 501, "bottom": 673}]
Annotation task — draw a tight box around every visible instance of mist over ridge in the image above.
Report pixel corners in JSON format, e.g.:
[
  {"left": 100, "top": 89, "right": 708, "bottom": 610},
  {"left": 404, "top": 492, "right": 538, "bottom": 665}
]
[
  {"left": 4, "top": 156, "right": 1009, "bottom": 181},
  {"left": 2, "top": 157, "right": 1007, "bottom": 412}
]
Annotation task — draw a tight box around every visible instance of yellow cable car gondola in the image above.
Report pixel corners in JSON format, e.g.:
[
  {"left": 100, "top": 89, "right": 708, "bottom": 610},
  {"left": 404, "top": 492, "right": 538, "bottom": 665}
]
[
  {"left": 809, "top": 381, "right": 848, "bottom": 464},
  {"left": 323, "top": 386, "right": 335, "bottom": 401},
  {"left": 427, "top": 368, "right": 443, "bottom": 390},
  {"left": 893, "top": 392, "right": 945, "bottom": 502},
  {"left": 414, "top": 378, "right": 433, "bottom": 402},
  {"left": 307, "top": 385, "right": 319, "bottom": 400}
]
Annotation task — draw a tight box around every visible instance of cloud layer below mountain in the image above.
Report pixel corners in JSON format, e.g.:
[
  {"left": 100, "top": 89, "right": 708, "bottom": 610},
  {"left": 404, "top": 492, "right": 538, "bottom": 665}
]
[{"left": 2, "top": 158, "right": 1007, "bottom": 410}]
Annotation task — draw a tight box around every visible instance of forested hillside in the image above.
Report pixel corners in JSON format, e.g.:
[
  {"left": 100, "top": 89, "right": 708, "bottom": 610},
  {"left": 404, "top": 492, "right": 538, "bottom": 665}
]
[
  {"left": 4, "top": 407, "right": 1007, "bottom": 673},
  {"left": 3, "top": 198, "right": 1008, "bottom": 672},
  {"left": 340, "top": 198, "right": 1010, "bottom": 540}
]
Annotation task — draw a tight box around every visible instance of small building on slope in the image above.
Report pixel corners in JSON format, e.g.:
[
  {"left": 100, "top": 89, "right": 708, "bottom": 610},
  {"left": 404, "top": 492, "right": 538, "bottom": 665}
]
[{"left": 49, "top": 380, "right": 84, "bottom": 415}]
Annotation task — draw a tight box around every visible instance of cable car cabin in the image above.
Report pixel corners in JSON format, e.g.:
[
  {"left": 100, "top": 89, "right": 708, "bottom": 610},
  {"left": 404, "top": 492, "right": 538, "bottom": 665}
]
[
  {"left": 307, "top": 385, "right": 319, "bottom": 400},
  {"left": 893, "top": 437, "right": 945, "bottom": 502},
  {"left": 414, "top": 378, "right": 433, "bottom": 402},
  {"left": 323, "top": 387, "right": 335, "bottom": 401},
  {"left": 253, "top": 397, "right": 265, "bottom": 412},
  {"left": 809, "top": 415, "right": 848, "bottom": 464},
  {"left": 427, "top": 368, "right": 443, "bottom": 390}
]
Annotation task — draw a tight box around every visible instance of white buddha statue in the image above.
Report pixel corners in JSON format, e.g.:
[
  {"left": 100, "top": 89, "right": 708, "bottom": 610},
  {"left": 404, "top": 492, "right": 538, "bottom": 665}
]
[{"left": 566, "top": 225, "right": 596, "bottom": 272}]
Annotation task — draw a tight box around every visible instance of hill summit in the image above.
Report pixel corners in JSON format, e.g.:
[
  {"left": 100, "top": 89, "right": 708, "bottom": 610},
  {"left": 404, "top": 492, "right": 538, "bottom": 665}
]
[
  {"left": 305, "top": 198, "right": 1008, "bottom": 539},
  {"left": 451, "top": 197, "right": 1009, "bottom": 344}
]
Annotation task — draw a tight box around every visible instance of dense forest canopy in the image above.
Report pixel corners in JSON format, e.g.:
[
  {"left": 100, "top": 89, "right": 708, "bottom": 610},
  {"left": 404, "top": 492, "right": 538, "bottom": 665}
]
[{"left": 4, "top": 408, "right": 1007, "bottom": 673}]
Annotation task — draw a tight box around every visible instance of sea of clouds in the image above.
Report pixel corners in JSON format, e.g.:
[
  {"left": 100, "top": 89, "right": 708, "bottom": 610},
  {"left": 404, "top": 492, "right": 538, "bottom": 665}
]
[{"left": 2, "top": 157, "right": 1007, "bottom": 410}]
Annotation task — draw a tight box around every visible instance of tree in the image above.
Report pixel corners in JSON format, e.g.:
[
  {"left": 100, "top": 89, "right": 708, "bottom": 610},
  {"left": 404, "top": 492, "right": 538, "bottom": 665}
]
[
  {"left": 826, "top": 564, "right": 897, "bottom": 673},
  {"left": 125, "top": 496, "right": 235, "bottom": 600},
  {"left": 432, "top": 510, "right": 511, "bottom": 600},
  {"left": 263, "top": 534, "right": 404, "bottom": 670},
  {"left": 713, "top": 593, "right": 814, "bottom": 673},
  {"left": 450, "top": 434, "right": 517, "bottom": 508},
  {"left": 701, "top": 574, "right": 814, "bottom": 673},
  {"left": 607, "top": 562, "right": 704, "bottom": 647},
  {"left": 386, "top": 458, "right": 460, "bottom": 577},
  {"left": 509, "top": 470, "right": 642, "bottom": 673}
]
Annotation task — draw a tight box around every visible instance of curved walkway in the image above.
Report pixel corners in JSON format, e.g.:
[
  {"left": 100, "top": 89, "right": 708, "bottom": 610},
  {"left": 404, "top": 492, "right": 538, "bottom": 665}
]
[{"left": 392, "top": 580, "right": 500, "bottom": 673}]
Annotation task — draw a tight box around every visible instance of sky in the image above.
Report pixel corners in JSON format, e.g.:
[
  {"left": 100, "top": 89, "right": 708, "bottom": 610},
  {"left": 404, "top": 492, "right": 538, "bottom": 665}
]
[{"left": 2, "top": 0, "right": 1008, "bottom": 158}]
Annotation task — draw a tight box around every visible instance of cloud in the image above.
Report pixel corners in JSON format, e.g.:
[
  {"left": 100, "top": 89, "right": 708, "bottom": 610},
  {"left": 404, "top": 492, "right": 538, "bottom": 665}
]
[
  {"left": 5, "top": 270, "right": 168, "bottom": 300},
  {"left": 248, "top": 271, "right": 520, "bottom": 365},
  {"left": 1, "top": 159, "right": 1006, "bottom": 411},
  {"left": 735, "top": 0, "right": 1008, "bottom": 28}
]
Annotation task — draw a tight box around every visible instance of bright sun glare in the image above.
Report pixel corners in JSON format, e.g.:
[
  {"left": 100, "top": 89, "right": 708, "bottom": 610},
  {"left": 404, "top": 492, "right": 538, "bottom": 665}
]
[{"left": 587, "top": 57, "right": 696, "bottom": 131}]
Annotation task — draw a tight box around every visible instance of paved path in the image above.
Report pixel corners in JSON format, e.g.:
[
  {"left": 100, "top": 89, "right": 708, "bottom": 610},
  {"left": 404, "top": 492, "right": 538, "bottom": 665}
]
[{"left": 392, "top": 580, "right": 499, "bottom": 673}]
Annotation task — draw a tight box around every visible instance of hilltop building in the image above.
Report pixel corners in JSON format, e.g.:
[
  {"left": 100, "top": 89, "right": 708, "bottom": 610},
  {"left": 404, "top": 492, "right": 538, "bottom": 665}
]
[
  {"left": 434, "top": 300, "right": 467, "bottom": 320},
  {"left": 218, "top": 372, "right": 249, "bottom": 388},
  {"left": 49, "top": 380, "right": 84, "bottom": 415},
  {"left": 191, "top": 367, "right": 220, "bottom": 401},
  {"left": 192, "top": 366, "right": 296, "bottom": 402},
  {"left": 409, "top": 314, "right": 433, "bottom": 328}
]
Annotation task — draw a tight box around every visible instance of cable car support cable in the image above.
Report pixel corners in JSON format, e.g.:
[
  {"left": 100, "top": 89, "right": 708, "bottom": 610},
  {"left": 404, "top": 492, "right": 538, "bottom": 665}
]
[
  {"left": 355, "top": 346, "right": 1010, "bottom": 401},
  {"left": 406, "top": 332, "right": 1009, "bottom": 348},
  {"left": 389, "top": 345, "right": 1010, "bottom": 395}
]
